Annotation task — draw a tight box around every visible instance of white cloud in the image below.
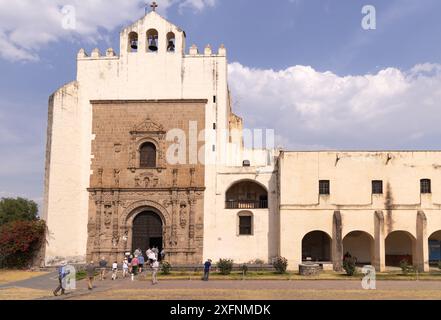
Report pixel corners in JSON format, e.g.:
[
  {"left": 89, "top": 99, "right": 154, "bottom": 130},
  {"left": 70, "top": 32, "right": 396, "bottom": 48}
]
[
  {"left": 228, "top": 62, "right": 441, "bottom": 150},
  {"left": 0, "top": 0, "right": 216, "bottom": 62}
]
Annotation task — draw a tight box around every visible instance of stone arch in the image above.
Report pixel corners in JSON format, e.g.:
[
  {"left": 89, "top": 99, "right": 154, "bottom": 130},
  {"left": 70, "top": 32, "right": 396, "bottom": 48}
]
[
  {"left": 121, "top": 200, "right": 171, "bottom": 255},
  {"left": 343, "top": 230, "right": 375, "bottom": 265},
  {"left": 166, "top": 32, "right": 176, "bottom": 52},
  {"left": 147, "top": 28, "right": 159, "bottom": 52},
  {"left": 302, "top": 230, "right": 332, "bottom": 262},
  {"left": 385, "top": 230, "right": 416, "bottom": 267},
  {"left": 428, "top": 230, "right": 441, "bottom": 265},
  {"left": 225, "top": 179, "right": 268, "bottom": 209},
  {"left": 128, "top": 31, "right": 138, "bottom": 52},
  {"left": 122, "top": 200, "right": 170, "bottom": 227}
]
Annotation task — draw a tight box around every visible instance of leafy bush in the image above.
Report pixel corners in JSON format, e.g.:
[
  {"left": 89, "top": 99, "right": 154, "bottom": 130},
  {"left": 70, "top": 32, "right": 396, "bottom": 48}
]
[
  {"left": 0, "top": 220, "right": 46, "bottom": 269},
  {"left": 272, "top": 256, "right": 288, "bottom": 274},
  {"left": 0, "top": 198, "right": 39, "bottom": 226},
  {"left": 252, "top": 259, "right": 265, "bottom": 265},
  {"left": 343, "top": 257, "right": 357, "bottom": 276},
  {"left": 400, "top": 259, "right": 415, "bottom": 275},
  {"left": 161, "top": 261, "right": 171, "bottom": 275},
  {"left": 217, "top": 259, "right": 234, "bottom": 275}
]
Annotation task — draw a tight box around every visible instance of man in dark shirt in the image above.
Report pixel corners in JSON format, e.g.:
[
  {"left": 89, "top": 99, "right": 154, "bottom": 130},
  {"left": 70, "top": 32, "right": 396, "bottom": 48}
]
[
  {"left": 99, "top": 257, "right": 107, "bottom": 281},
  {"left": 203, "top": 259, "right": 212, "bottom": 281}
]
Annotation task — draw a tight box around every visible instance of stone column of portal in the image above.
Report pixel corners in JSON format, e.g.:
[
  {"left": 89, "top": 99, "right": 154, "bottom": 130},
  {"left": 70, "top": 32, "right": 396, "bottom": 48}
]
[
  {"left": 416, "top": 211, "right": 430, "bottom": 272},
  {"left": 374, "top": 210, "right": 386, "bottom": 272},
  {"left": 332, "top": 211, "right": 343, "bottom": 272}
]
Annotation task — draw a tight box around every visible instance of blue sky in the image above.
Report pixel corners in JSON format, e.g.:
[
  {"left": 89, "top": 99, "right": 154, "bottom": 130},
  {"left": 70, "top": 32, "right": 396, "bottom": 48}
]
[{"left": 0, "top": 0, "right": 440, "bottom": 206}]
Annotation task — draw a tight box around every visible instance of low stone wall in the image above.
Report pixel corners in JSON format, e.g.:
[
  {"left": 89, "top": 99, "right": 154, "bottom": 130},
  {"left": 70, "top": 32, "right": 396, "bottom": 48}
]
[{"left": 299, "top": 264, "right": 321, "bottom": 276}]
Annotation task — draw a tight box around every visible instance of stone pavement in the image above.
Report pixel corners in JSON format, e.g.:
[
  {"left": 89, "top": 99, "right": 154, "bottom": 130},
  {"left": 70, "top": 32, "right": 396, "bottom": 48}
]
[
  {"left": 2, "top": 271, "right": 441, "bottom": 300},
  {"left": 0, "top": 271, "right": 58, "bottom": 290}
]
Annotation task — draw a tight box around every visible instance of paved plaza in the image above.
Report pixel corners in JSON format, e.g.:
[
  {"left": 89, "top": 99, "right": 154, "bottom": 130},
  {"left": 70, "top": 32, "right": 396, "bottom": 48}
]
[{"left": 1, "top": 271, "right": 441, "bottom": 300}]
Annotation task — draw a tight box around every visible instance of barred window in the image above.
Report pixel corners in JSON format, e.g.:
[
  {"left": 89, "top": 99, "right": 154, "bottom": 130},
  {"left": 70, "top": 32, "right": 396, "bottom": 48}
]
[
  {"left": 239, "top": 215, "right": 252, "bottom": 235},
  {"left": 421, "top": 179, "right": 431, "bottom": 194},
  {"left": 319, "top": 180, "right": 330, "bottom": 195},
  {"left": 372, "top": 180, "right": 383, "bottom": 194},
  {"left": 140, "top": 142, "right": 157, "bottom": 168}
]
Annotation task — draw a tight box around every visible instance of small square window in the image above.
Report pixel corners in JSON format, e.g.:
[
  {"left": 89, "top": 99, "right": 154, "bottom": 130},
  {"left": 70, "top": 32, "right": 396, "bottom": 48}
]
[
  {"left": 372, "top": 180, "right": 383, "bottom": 194},
  {"left": 319, "top": 180, "right": 330, "bottom": 195},
  {"left": 421, "top": 179, "right": 431, "bottom": 194}
]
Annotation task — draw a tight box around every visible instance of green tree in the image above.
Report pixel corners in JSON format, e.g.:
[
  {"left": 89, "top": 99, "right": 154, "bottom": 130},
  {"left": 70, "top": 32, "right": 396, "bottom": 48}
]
[{"left": 0, "top": 197, "right": 39, "bottom": 226}]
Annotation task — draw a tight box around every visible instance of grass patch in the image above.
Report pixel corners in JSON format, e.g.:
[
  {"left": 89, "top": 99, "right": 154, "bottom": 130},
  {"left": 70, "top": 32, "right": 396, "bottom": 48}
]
[{"left": 0, "top": 270, "right": 48, "bottom": 285}]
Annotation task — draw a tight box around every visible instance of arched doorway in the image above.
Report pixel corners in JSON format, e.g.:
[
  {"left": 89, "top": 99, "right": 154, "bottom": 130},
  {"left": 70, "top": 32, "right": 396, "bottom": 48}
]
[
  {"left": 302, "top": 231, "right": 332, "bottom": 262},
  {"left": 343, "top": 231, "right": 374, "bottom": 265},
  {"left": 132, "top": 211, "right": 163, "bottom": 256},
  {"left": 385, "top": 231, "right": 416, "bottom": 267},
  {"left": 429, "top": 230, "right": 441, "bottom": 265}
]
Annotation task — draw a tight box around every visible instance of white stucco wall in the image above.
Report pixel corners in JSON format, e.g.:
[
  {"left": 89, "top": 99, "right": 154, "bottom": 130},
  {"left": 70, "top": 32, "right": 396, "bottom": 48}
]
[{"left": 279, "top": 151, "right": 441, "bottom": 271}]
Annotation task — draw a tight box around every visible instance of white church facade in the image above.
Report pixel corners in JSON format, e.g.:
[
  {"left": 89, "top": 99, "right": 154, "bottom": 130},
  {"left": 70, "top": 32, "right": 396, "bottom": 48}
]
[{"left": 43, "top": 8, "right": 441, "bottom": 272}]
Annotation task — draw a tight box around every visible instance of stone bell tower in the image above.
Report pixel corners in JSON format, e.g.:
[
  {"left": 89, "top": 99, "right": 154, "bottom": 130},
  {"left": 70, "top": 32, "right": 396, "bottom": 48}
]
[{"left": 43, "top": 2, "right": 232, "bottom": 265}]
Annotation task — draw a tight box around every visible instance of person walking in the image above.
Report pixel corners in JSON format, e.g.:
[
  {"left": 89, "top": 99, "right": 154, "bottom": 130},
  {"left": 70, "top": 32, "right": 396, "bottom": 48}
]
[
  {"left": 138, "top": 254, "right": 145, "bottom": 274},
  {"left": 152, "top": 246, "right": 159, "bottom": 259},
  {"left": 53, "top": 261, "right": 70, "bottom": 296},
  {"left": 128, "top": 255, "right": 133, "bottom": 274},
  {"left": 131, "top": 255, "right": 139, "bottom": 281},
  {"left": 160, "top": 249, "right": 166, "bottom": 261},
  {"left": 99, "top": 257, "right": 108, "bottom": 280},
  {"left": 203, "top": 259, "right": 212, "bottom": 281},
  {"left": 151, "top": 259, "right": 160, "bottom": 285},
  {"left": 147, "top": 250, "right": 156, "bottom": 264},
  {"left": 86, "top": 261, "right": 96, "bottom": 290},
  {"left": 122, "top": 258, "right": 129, "bottom": 278},
  {"left": 111, "top": 261, "right": 118, "bottom": 280},
  {"left": 146, "top": 248, "right": 153, "bottom": 263}
]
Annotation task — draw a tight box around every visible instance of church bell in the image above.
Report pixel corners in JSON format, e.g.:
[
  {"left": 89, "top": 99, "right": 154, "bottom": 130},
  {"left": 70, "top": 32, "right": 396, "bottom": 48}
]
[
  {"left": 130, "top": 40, "right": 138, "bottom": 50},
  {"left": 149, "top": 37, "right": 158, "bottom": 52}
]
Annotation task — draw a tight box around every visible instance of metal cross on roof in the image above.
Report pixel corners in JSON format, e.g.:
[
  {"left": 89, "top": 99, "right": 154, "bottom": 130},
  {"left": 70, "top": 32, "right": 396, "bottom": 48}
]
[{"left": 150, "top": 1, "right": 158, "bottom": 12}]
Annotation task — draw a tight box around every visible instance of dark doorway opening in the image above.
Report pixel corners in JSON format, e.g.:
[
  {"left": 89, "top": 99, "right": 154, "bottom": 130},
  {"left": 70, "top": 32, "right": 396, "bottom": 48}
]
[{"left": 132, "top": 211, "right": 163, "bottom": 258}]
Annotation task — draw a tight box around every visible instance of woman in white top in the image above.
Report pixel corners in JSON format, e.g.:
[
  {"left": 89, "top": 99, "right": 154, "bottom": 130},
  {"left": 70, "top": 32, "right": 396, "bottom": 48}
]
[
  {"left": 111, "top": 262, "right": 118, "bottom": 280},
  {"left": 122, "top": 259, "right": 129, "bottom": 278}
]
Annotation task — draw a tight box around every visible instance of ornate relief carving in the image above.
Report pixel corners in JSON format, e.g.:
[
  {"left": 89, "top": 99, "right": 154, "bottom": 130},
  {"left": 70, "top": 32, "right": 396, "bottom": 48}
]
[
  {"left": 131, "top": 118, "right": 165, "bottom": 134},
  {"left": 114, "top": 143, "right": 122, "bottom": 153},
  {"left": 134, "top": 172, "right": 159, "bottom": 188},
  {"left": 114, "top": 169, "right": 120, "bottom": 187},
  {"left": 173, "top": 169, "right": 178, "bottom": 187},
  {"left": 179, "top": 202, "right": 187, "bottom": 228},
  {"left": 104, "top": 204, "right": 112, "bottom": 229}
]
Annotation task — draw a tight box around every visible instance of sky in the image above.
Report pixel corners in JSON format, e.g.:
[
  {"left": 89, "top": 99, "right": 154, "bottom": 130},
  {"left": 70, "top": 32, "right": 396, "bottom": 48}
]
[{"left": 0, "top": 0, "right": 440, "bottom": 207}]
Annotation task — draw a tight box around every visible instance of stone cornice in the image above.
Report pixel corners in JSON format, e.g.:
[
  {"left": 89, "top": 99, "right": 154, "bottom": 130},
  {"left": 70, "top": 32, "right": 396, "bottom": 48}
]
[
  {"left": 90, "top": 99, "right": 208, "bottom": 105},
  {"left": 88, "top": 187, "right": 205, "bottom": 192}
]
